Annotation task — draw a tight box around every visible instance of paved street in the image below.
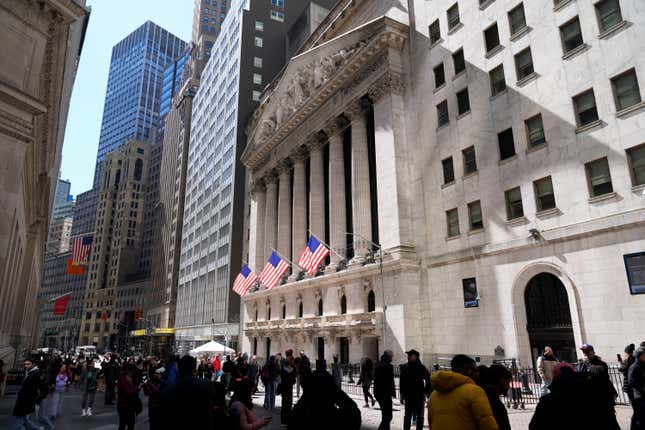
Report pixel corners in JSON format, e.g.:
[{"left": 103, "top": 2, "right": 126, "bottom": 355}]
[{"left": 0, "top": 386, "right": 633, "bottom": 429}]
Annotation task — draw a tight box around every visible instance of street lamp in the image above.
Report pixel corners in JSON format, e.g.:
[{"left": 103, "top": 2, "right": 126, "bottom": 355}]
[{"left": 344, "top": 232, "right": 387, "bottom": 352}]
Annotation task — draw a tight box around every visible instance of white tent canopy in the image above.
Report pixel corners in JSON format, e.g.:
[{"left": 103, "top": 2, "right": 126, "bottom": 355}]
[{"left": 189, "top": 340, "right": 234, "bottom": 356}]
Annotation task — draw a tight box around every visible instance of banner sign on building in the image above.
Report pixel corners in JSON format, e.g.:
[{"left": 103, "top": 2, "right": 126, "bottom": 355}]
[
  {"left": 624, "top": 252, "right": 645, "bottom": 294},
  {"left": 53, "top": 293, "right": 72, "bottom": 315},
  {"left": 462, "top": 277, "right": 479, "bottom": 308}
]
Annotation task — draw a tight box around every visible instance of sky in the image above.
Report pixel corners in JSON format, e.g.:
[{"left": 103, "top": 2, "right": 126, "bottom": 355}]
[{"left": 60, "top": 0, "right": 193, "bottom": 197}]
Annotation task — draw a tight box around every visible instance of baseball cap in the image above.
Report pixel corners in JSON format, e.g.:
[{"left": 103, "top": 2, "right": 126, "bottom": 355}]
[
  {"left": 406, "top": 349, "right": 420, "bottom": 357},
  {"left": 579, "top": 344, "right": 594, "bottom": 351}
]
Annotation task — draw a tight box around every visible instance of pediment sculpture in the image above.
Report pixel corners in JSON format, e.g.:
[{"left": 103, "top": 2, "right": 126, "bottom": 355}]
[{"left": 257, "top": 39, "right": 368, "bottom": 142}]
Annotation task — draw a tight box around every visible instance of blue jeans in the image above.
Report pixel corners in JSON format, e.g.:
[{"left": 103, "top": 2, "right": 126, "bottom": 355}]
[
  {"left": 37, "top": 399, "right": 54, "bottom": 429},
  {"left": 539, "top": 380, "right": 550, "bottom": 397},
  {"left": 263, "top": 380, "right": 276, "bottom": 410},
  {"left": 14, "top": 415, "right": 39, "bottom": 430}
]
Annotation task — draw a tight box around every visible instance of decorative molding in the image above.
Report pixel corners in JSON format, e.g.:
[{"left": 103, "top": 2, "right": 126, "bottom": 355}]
[
  {"left": 344, "top": 97, "right": 371, "bottom": 120},
  {"left": 368, "top": 71, "right": 406, "bottom": 103},
  {"left": 290, "top": 145, "right": 309, "bottom": 162}
]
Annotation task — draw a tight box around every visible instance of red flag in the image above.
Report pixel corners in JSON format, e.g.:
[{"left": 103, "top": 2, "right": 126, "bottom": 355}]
[
  {"left": 101, "top": 311, "right": 108, "bottom": 321},
  {"left": 53, "top": 293, "right": 72, "bottom": 315},
  {"left": 66, "top": 258, "right": 84, "bottom": 275},
  {"left": 135, "top": 308, "right": 143, "bottom": 320}
]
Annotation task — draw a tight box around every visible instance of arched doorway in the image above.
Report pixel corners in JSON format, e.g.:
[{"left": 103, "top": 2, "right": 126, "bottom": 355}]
[{"left": 524, "top": 273, "right": 576, "bottom": 363}]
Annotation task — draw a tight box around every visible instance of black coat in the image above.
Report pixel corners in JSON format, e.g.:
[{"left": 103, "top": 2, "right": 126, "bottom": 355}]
[
  {"left": 13, "top": 368, "right": 44, "bottom": 417},
  {"left": 102, "top": 361, "right": 118, "bottom": 387},
  {"left": 399, "top": 361, "right": 431, "bottom": 402},
  {"left": 159, "top": 376, "right": 214, "bottom": 430},
  {"left": 483, "top": 385, "right": 511, "bottom": 430},
  {"left": 628, "top": 357, "right": 645, "bottom": 401},
  {"left": 373, "top": 358, "right": 395, "bottom": 400},
  {"left": 576, "top": 356, "right": 617, "bottom": 406}
]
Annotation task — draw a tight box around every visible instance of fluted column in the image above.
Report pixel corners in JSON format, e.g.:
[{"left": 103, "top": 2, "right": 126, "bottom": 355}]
[
  {"left": 308, "top": 139, "right": 326, "bottom": 244},
  {"left": 263, "top": 173, "right": 278, "bottom": 264},
  {"left": 348, "top": 100, "right": 372, "bottom": 263},
  {"left": 249, "top": 180, "right": 266, "bottom": 272},
  {"left": 291, "top": 149, "right": 308, "bottom": 270},
  {"left": 276, "top": 161, "right": 292, "bottom": 267},
  {"left": 326, "top": 120, "right": 346, "bottom": 271}
]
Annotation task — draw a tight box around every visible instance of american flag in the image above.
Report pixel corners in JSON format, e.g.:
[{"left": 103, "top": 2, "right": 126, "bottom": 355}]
[
  {"left": 71, "top": 235, "right": 93, "bottom": 266},
  {"left": 232, "top": 264, "right": 258, "bottom": 297},
  {"left": 259, "top": 251, "right": 289, "bottom": 290},
  {"left": 297, "top": 235, "right": 330, "bottom": 276}
]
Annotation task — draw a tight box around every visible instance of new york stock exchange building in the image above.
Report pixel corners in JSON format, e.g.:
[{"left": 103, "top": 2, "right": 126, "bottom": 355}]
[{"left": 239, "top": 0, "right": 645, "bottom": 368}]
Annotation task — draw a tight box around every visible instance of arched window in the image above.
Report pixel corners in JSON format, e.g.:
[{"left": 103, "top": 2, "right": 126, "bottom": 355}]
[
  {"left": 298, "top": 301, "right": 303, "bottom": 318},
  {"left": 367, "top": 290, "right": 376, "bottom": 312},
  {"left": 282, "top": 304, "right": 286, "bottom": 319},
  {"left": 340, "top": 295, "right": 347, "bottom": 315},
  {"left": 134, "top": 158, "right": 143, "bottom": 181},
  {"left": 267, "top": 306, "right": 271, "bottom": 320},
  {"left": 318, "top": 298, "right": 323, "bottom": 316}
]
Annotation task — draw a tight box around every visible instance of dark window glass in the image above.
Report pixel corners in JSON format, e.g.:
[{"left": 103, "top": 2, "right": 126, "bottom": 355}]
[
  {"left": 442, "top": 157, "right": 455, "bottom": 184},
  {"left": 447, "top": 3, "right": 460, "bottom": 30},
  {"left": 627, "top": 144, "right": 645, "bottom": 186},
  {"left": 508, "top": 3, "right": 527, "bottom": 35},
  {"left": 498, "top": 128, "right": 516, "bottom": 160},
  {"left": 430, "top": 20, "right": 441, "bottom": 44},
  {"left": 463, "top": 146, "right": 477, "bottom": 174},
  {"left": 437, "top": 100, "right": 449, "bottom": 127},
  {"left": 490, "top": 65, "right": 506, "bottom": 96},
  {"left": 515, "top": 48, "right": 534, "bottom": 80},
  {"left": 560, "top": 17, "right": 584, "bottom": 53},
  {"left": 505, "top": 187, "right": 524, "bottom": 220},
  {"left": 595, "top": 0, "right": 623, "bottom": 32},
  {"left": 446, "top": 208, "right": 460, "bottom": 237},
  {"left": 611, "top": 69, "right": 642, "bottom": 111},
  {"left": 468, "top": 201, "right": 483, "bottom": 230},
  {"left": 484, "top": 23, "right": 501, "bottom": 53},
  {"left": 367, "top": 290, "right": 376, "bottom": 312},
  {"left": 457, "top": 88, "right": 470, "bottom": 114},
  {"left": 585, "top": 158, "right": 613, "bottom": 197},
  {"left": 534, "top": 176, "right": 556, "bottom": 211},
  {"left": 573, "top": 89, "right": 599, "bottom": 127},
  {"left": 340, "top": 295, "right": 347, "bottom": 314},
  {"left": 453, "top": 49, "right": 466, "bottom": 74},
  {"left": 525, "top": 114, "right": 546, "bottom": 147},
  {"left": 434, "top": 63, "right": 446, "bottom": 88}
]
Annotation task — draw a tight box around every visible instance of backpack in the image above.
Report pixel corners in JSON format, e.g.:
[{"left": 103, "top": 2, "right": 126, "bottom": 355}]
[{"left": 260, "top": 364, "right": 271, "bottom": 384}]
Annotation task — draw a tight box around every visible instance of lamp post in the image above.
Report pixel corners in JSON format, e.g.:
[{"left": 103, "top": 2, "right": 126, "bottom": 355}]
[{"left": 344, "top": 232, "right": 387, "bottom": 352}]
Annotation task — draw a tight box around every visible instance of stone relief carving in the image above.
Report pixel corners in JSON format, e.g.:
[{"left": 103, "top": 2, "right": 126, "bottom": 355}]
[{"left": 258, "top": 40, "right": 368, "bottom": 141}]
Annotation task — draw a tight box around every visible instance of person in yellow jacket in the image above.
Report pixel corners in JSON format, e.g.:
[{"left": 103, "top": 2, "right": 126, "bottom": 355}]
[{"left": 427, "top": 354, "right": 499, "bottom": 430}]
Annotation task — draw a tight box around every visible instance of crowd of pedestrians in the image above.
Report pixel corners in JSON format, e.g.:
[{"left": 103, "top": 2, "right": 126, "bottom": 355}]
[{"left": 9, "top": 339, "right": 645, "bottom": 430}]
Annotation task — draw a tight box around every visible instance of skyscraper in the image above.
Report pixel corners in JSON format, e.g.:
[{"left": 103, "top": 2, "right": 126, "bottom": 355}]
[
  {"left": 192, "top": 0, "right": 230, "bottom": 65},
  {"left": 174, "top": 0, "right": 336, "bottom": 353},
  {"left": 93, "top": 21, "right": 187, "bottom": 188}
]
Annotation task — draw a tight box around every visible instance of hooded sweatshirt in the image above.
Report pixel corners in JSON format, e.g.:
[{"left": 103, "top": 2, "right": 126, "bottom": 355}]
[
  {"left": 628, "top": 347, "right": 645, "bottom": 400},
  {"left": 427, "top": 371, "right": 499, "bottom": 430}
]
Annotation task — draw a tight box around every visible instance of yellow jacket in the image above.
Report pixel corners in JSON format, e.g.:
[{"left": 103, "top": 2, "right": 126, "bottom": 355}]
[{"left": 427, "top": 371, "right": 499, "bottom": 430}]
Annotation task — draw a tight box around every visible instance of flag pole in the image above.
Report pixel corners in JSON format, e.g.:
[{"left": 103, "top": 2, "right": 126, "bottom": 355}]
[
  {"left": 307, "top": 229, "right": 345, "bottom": 261},
  {"left": 49, "top": 292, "right": 72, "bottom": 302}
]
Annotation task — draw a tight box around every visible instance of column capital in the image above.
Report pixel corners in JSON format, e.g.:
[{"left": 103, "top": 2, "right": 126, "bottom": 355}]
[
  {"left": 367, "top": 71, "right": 405, "bottom": 103},
  {"left": 345, "top": 97, "right": 372, "bottom": 120},
  {"left": 305, "top": 132, "right": 327, "bottom": 152},
  {"left": 250, "top": 179, "right": 266, "bottom": 195},
  {"left": 290, "top": 145, "right": 309, "bottom": 162},
  {"left": 276, "top": 158, "right": 293, "bottom": 176},
  {"left": 263, "top": 169, "right": 279, "bottom": 184},
  {"left": 321, "top": 116, "right": 348, "bottom": 139}
]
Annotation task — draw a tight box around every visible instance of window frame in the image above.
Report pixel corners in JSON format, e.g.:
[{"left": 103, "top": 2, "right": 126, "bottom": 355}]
[
  {"left": 559, "top": 16, "right": 584, "bottom": 54},
  {"left": 462, "top": 146, "right": 477, "bottom": 175},
  {"left": 437, "top": 100, "right": 449, "bottom": 127},
  {"left": 508, "top": 2, "right": 528, "bottom": 36},
  {"left": 626, "top": 143, "right": 645, "bottom": 187},
  {"left": 573, "top": 89, "right": 599, "bottom": 127},
  {"left": 497, "top": 128, "right": 516, "bottom": 161},
  {"left": 594, "top": 0, "right": 623, "bottom": 33},
  {"left": 610, "top": 68, "right": 642, "bottom": 112},
  {"left": 453, "top": 48, "right": 466, "bottom": 75},
  {"left": 585, "top": 157, "right": 614, "bottom": 197},
  {"left": 468, "top": 200, "right": 484, "bottom": 231},
  {"left": 533, "top": 176, "right": 557, "bottom": 212},
  {"left": 434, "top": 63, "right": 446, "bottom": 88},
  {"left": 429, "top": 19, "right": 441, "bottom": 44},
  {"left": 442, "top": 156, "right": 455, "bottom": 184},
  {"left": 505, "top": 186, "right": 525, "bottom": 220},
  {"left": 457, "top": 87, "right": 471, "bottom": 115},
  {"left": 489, "top": 64, "right": 507, "bottom": 96},
  {"left": 514, "top": 47, "right": 535, "bottom": 81},
  {"left": 525, "top": 114, "right": 546, "bottom": 148},
  {"left": 484, "top": 22, "right": 501, "bottom": 54},
  {"left": 447, "top": 2, "right": 461, "bottom": 31},
  {"left": 446, "top": 208, "right": 460, "bottom": 237}
]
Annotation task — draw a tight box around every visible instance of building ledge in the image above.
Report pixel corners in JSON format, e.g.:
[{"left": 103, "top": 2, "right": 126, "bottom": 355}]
[
  {"left": 575, "top": 119, "right": 604, "bottom": 134},
  {"left": 631, "top": 184, "right": 645, "bottom": 194},
  {"left": 485, "top": 45, "right": 504, "bottom": 59},
  {"left": 453, "top": 70, "right": 466, "bottom": 82},
  {"left": 448, "top": 22, "right": 464, "bottom": 35},
  {"left": 498, "top": 154, "right": 518, "bottom": 166},
  {"left": 599, "top": 20, "right": 630, "bottom": 40},
  {"left": 536, "top": 207, "right": 561, "bottom": 219},
  {"left": 429, "top": 38, "right": 444, "bottom": 50},
  {"left": 468, "top": 228, "right": 484, "bottom": 236},
  {"left": 463, "top": 171, "right": 478, "bottom": 180},
  {"left": 441, "top": 180, "right": 455, "bottom": 189},
  {"left": 510, "top": 26, "right": 531, "bottom": 42},
  {"left": 457, "top": 110, "right": 472, "bottom": 120},
  {"left": 517, "top": 72, "right": 538, "bottom": 87},
  {"left": 562, "top": 43, "right": 590, "bottom": 61},
  {"left": 616, "top": 101, "right": 645, "bottom": 119},
  {"left": 506, "top": 216, "right": 529, "bottom": 226},
  {"left": 446, "top": 234, "right": 461, "bottom": 242},
  {"left": 433, "top": 83, "right": 446, "bottom": 94},
  {"left": 588, "top": 192, "right": 617, "bottom": 204},
  {"left": 479, "top": 0, "right": 496, "bottom": 11},
  {"left": 526, "top": 142, "right": 548, "bottom": 154},
  {"left": 553, "top": 0, "right": 575, "bottom": 12}
]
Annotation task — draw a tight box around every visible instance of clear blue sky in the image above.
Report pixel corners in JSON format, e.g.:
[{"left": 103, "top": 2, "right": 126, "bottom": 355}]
[{"left": 60, "top": 0, "right": 192, "bottom": 197}]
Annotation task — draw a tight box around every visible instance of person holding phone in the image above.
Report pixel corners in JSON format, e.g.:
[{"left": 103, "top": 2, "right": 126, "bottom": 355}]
[
  {"left": 619, "top": 344, "right": 636, "bottom": 407},
  {"left": 229, "top": 378, "right": 272, "bottom": 430}
]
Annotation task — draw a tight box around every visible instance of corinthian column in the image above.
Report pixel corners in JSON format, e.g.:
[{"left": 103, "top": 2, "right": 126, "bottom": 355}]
[
  {"left": 326, "top": 120, "right": 347, "bottom": 271},
  {"left": 308, "top": 138, "right": 326, "bottom": 245},
  {"left": 264, "top": 173, "right": 278, "bottom": 263},
  {"left": 291, "top": 148, "right": 308, "bottom": 269},
  {"left": 277, "top": 161, "right": 292, "bottom": 266},
  {"left": 348, "top": 100, "right": 372, "bottom": 263},
  {"left": 249, "top": 180, "right": 266, "bottom": 272}
]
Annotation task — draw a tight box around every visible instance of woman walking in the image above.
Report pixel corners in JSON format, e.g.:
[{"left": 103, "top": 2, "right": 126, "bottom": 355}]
[
  {"left": 117, "top": 364, "right": 141, "bottom": 430},
  {"left": 50, "top": 364, "right": 68, "bottom": 420},
  {"left": 80, "top": 360, "right": 99, "bottom": 417},
  {"left": 359, "top": 357, "right": 376, "bottom": 408}
]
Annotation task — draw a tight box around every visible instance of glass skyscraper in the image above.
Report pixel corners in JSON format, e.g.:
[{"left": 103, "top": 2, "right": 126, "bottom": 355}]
[
  {"left": 93, "top": 21, "right": 186, "bottom": 187},
  {"left": 160, "top": 48, "right": 190, "bottom": 119}
]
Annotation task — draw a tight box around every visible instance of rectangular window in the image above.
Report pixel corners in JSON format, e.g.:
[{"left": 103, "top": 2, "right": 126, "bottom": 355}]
[
  {"left": 429, "top": 20, "right": 441, "bottom": 44},
  {"left": 446, "top": 208, "right": 460, "bottom": 237},
  {"left": 534, "top": 176, "right": 556, "bottom": 211},
  {"left": 468, "top": 201, "right": 483, "bottom": 230},
  {"left": 253, "top": 57, "right": 263, "bottom": 68},
  {"left": 462, "top": 146, "right": 477, "bottom": 174},
  {"left": 447, "top": 3, "right": 460, "bottom": 30},
  {"left": 489, "top": 64, "right": 506, "bottom": 96},
  {"left": 611, "top": 69, "right": 642, "bottom": 111},
  {"left": 270, "top": 10, "right": 285, "bottom": 21},
  {"left": 271, "top": 0, "right": 284, "bottom": 7},
  {"left": 253, "top": 73, "right": 262, "bottom": 85},
  {"left": 252, "top": 90, "right": 261, "bottom": 101},
  {"left": 484, "top": 23, "right": 501, "bottom": 53},
  {"left": 505, "top": 187, "right": 524, "bottom": 220},
  {"left": 255, "top": 20, "right": 263, "bottom": 31},
  {"left": 595, "top": 0, "right": 623, "bottom": 33},
  {"left": 453, "top": 48, "right": 466, "bottom": 75},
  {"left": 573, "top": 89, "right": 599, "bottom": 127},
  {"left": 498, "top": 128, "right": 516, "bottom": 160},
  {"left": 508, "top": 3, "right": 527, "bottom": 36},
  {"left": 515, "top": 47, "right": 534, "bottom": 81},
  {"left": 624, "top": 252, "right": 645, "bottom": 295},
  {"left": 437, "top": 100, "right": 449, "bottom": 127},
  {"left": 457, "top": 88, "right": 470, "bottom": 115},
  {"left": 585, "top": 157, "right": 613, "bottom": 197},
  {"left": 525, "top": 114, "right": 546, "bottom": 147},
  {"left": 254, "top": 36, "right": 263, "bottom": 47},
  {"left": 442, "top": 157, "right": 455, "bottom": 184},
  {"left": 462, "top": 278, "right": 479, "bottom": 308},
  {"left": 560, "top": 17, "right": 584, "bottom": 54},
  {"left": 434, "top": 63, "right": 446, "bottom": 88},
  {"left": 627, "top": 144, "right": 645, "bottom": 186}
]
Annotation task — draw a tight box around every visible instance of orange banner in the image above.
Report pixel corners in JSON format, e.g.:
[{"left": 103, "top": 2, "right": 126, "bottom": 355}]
[{"left": 66, "top": 259, "right": 84, "bottom": 275}]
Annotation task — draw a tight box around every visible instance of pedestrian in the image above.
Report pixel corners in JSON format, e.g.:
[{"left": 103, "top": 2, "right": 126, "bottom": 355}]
[
  {"left": 280, "top": 351, "right": 297, "bottom": 426},
  {"left": 374, "top": 350, "right": 396, "bottom": 430},
  {"left": 427, "top": 354, "right": 498, "bottom": 430},
  {"left": 248, "top": 356, "right": 260, "bottom": 394},
  {"left": 399, "top": 349, "right": 431, "bottom": 430},
  {"left": 50, "top": 363, "right": 69, "bottom": 420},
  {"left": 628, "top": 345, "right": 645, "bottom": 430},
  {"left": 13, "top": 358, "right": 45, "bottom": 430},
  {"left": 331, "top": 354, "right": 342, "bottom": 388},
  {"left": 229, "top": 378, "right": 272, "bottom": 429},
  {"left": 80, "top": 359, "right": 99, "bottom": 416},
  {"left": 296, "top": 350, "right": 311, "bottom": 396},
  {"left": 198, "top": 358, "right": 207, "bottom": 379},
  {"left": 213, "top": 354, "right": 222, "bottom": 381},
  {"left": 160, "top": 355, "right": 178, "bottom": 389},
  {"left": 621, "top": 343, "right": 637, "bottom": 407},
  {"left": 34, "top": 358, "right": 54, "bottom": 430},
  {"left": 205, "top": 361, "right": 214, "bottom": 382},
  {"left": 358, "top": 356, "right": 376, "bottom": 408},
  {"left": 536, "top": 346, "right": 558, "bottom": 396},
  {"left": 261, "top": 355, "right": 278, "bottom": 410},
  {"left": 102, "top": 353, "right": 118, "bottom": 405},
  {"left": 477, "top": 365, "right": 511, "bottom": 430},
  {"left": 116, "top": 364, "right": 141, "bottom": 430},
  {"left": 223, "top": 354, "right": 235, "bottom": 390},
  {"left": 159, "top": 355, "right": 214, "bottom": 429},
  {"left": 143, "top": 367, "right": 163, "bottom": 430},
  {"left": 576, "top": 344, "right": 620, "bottom": 429},
  {"left": 289, "top": 369, "right": 361, "bottom": 430}
]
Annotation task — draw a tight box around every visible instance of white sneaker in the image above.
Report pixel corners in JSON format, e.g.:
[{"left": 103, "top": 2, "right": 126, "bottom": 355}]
[
  {"left": 87, "top": 407, "right": 92, "bottom": 416},
  {"left": 81, "top": 409, "right": 87, "bottom": 417}
]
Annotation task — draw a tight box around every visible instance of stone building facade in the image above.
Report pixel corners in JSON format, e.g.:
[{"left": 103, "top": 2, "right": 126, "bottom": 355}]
[
  {"left": 0, "top": 0, "right": 88, "bottom": 364},
  {"left": 241, "top": 0, "right": 645, "bottom": 366}
]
